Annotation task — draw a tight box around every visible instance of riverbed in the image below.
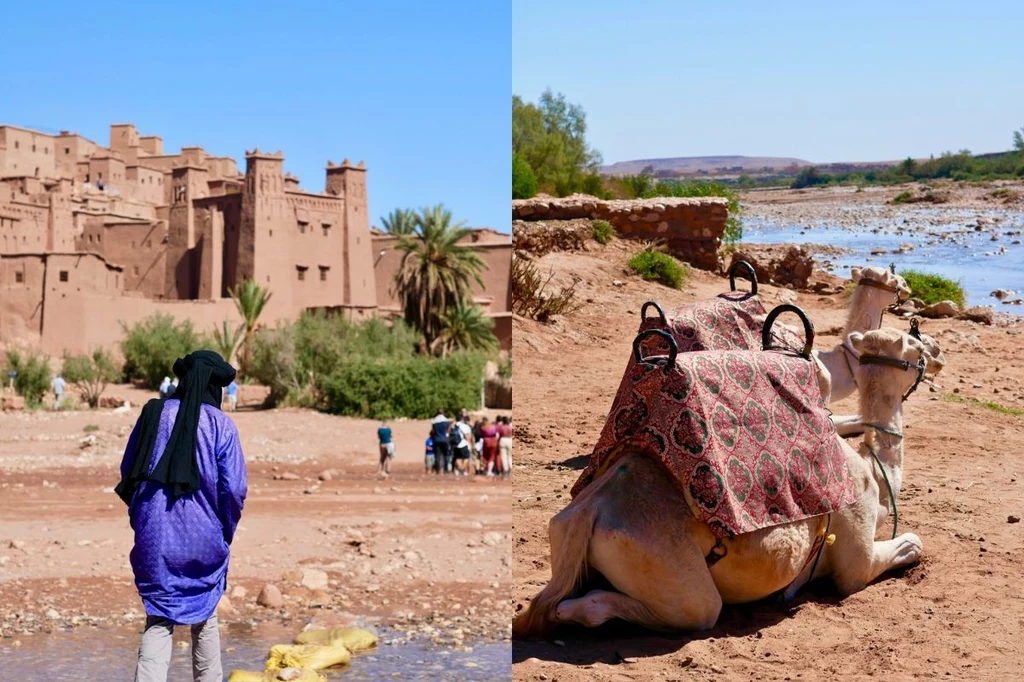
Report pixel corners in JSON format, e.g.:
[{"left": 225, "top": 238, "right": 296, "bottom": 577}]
[{"left": 741, "top": 201, "right": 1024, "bottom": 313}]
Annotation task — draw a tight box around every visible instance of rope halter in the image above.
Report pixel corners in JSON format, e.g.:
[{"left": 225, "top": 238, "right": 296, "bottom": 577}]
[{"left": 858, "top": 352, "right": 927, "bottom": 402}]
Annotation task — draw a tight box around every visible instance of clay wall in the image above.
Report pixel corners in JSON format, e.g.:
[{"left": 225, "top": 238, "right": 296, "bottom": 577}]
[
  {"left": 109, "top": 124, "right": 139, "bottom": 155},
  {"left": 0, "top": 126, "right": 57, "bottom": 179},
  {"left": 139, "top": 136, "right": 163, "bottom": 156},
  {"left": 0, "top": 254, "right": 46, "bottom": 343},
  {"left": 0, "top": 194, "right": 48, "bottom": 253},
  {"left": 101, "top": 221, "right": 168, "bottom": 297},
  {"left": 54, "top": 133, "right": 99, "bottom": 179},
  {"left": 126, "top": 165, "right": 165, "bottom": 205},
  {"left": 512, "top": 195, "right": 729, "bottom": 270},
  {"left": 286, "top": 191, "right": 350, "bottom": 312},
  {"left": 88, "top": 155, "right": 127, "bottom": 191}
]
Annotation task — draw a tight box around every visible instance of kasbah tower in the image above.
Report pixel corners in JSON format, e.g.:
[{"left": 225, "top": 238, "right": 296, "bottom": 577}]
[{"left": 0, "top": 123, "right": 511, "bottom": 355}]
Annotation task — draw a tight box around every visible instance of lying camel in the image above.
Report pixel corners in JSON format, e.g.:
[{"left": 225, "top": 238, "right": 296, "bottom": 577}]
[
  {"left": 514, "top": 328, "right": 935, "bottom": 636},
  {"left": 816, "top": 267, "right": 943, "bottom": 436}
]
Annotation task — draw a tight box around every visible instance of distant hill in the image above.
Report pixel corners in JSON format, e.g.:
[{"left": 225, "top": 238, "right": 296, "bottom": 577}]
[{"left": 601, "top": 155, "right": 813, "bottom": 176}]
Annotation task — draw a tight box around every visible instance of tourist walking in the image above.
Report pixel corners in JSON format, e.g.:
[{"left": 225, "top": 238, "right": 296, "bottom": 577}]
[
  {"left": 158, "top": 376, "right": 172, "bottom": 400},
  {"left": 225, "top": 380, "right": 239, "bottom": 412},
  {"left": 431, "top": 410, "right": 452, "bottom": 474},
  {"left": 497, "top": 416, "right": 513, "bottom": 478},
  {"left": 451, "top": 414, "right": 474, "bottom": 476},
  {"left": 424, "top": 432, "right": 434, "bottom": 473},
  {"left": 114, "top": 350, "right": 246, "bottom": 682},
  {"left": 480, "top": 417, "right": 500, "bottom": 476},
  {"left": 51, "top": 373, "right": 65, "bottom": 409},
  {"left": 377, "top": 419, "right": 394, "bottom": 477}
]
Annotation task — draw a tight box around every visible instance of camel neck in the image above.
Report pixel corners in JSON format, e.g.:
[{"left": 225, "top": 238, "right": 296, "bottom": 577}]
[
  {"left": 843, "top": 286, "right": 888, "bottom": 338},
  {"left": 861, "top": 398, "right": 904, "bottom": 495}
]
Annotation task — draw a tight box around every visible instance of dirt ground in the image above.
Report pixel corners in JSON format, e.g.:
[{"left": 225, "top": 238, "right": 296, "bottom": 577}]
[
  {"left": 512, "top": 229, "right": 1024, "bottom": 680},
  {"left": 0, "top": 395, "right": 512, "bottom": 648}
]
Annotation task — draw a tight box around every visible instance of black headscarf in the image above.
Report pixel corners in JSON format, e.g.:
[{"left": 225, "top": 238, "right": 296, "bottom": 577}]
[{"left": 115, "top": 350, "right": 236, "bottom": 505}]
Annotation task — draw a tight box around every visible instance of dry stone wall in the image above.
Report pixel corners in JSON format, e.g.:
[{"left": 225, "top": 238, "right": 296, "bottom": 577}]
[{"left": 512, "top": 194, "right": 729, "bottom": 270}]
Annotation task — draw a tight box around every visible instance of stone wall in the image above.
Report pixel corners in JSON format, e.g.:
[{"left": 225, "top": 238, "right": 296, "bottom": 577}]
[{"left": 512, "top": 194, "right": 729, "bottom": 270}]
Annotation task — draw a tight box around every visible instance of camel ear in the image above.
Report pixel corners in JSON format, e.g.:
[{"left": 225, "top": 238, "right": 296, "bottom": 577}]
[
  {"left": 847, "top": 331, "right": 865, "bottom": 354},
  {"left": 850, "top": 267, "right": 863, "bottom": 283}
]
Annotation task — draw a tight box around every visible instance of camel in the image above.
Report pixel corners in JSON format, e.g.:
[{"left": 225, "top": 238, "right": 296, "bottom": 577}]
[
  {"left": 814, "top": 267, "right": 944, "bottom": 436},
  {"left": 513, "top": 328, "right": 937, "bottom": 636}
]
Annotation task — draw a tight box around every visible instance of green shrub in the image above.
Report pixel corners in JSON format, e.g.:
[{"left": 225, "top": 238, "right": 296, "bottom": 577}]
[
  {"left": 901, "top": 270, "right": 966, "bottom": 308},
  {"left": 248, "top": 324, "right": 298, "bottom": 406},
  {"left": 591, "top": 219, "right": 615, "bottom": 245},
  {"left": 318, "top": 352, "right": 487, "bottom": 419},
  {"left": 511, "top": 254, "right": 582, "bottom": 323},
  {"left": 120, "top": 313, "right": 208, "bottom": 388},
  {"left": 512, "top": 152, "right": 538, "bottom": 199},
  {"left": 83, "top": 424, "right": 100, "bottom": 433},
  {"left": 2, "top": 348, "right": 52, "bottom": 407},
  {"left": 62, "top": 349, "right": 120, "bottom": 408},
  {"left": 891, "top": 190, "right": 912, "bottom": 204},
  {"left": 628, "top": 248, "right": 689, "bottom": 289}
]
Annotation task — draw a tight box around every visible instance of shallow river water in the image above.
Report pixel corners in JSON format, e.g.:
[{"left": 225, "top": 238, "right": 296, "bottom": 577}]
[
  {"left": 0, "top": 623, "right": 511, "bottom": 681},
  {"left": 741, "top": 204, "right": 1024, "bottom": 314}
]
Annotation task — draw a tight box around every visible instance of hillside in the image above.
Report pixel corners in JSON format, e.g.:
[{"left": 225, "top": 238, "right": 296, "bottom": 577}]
[{"left": 601, "top": 155, "right": 813, "bottom": 176}]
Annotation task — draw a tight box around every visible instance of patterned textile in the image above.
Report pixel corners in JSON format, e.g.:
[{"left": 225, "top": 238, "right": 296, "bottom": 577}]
[
  {"left": 571, "top": 349, "right": 857, "bottom": 538},
  {"left": 636, "top": 292, "right": 806, "bottom": 359},
  {"left": 120, "top": 401, "right": 247, "bottom": 624}
]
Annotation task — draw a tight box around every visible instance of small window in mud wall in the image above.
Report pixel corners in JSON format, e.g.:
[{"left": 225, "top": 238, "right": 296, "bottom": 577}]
[
  {"left": 322, "top": 222, "right": 330, "bottom": 237},
  {"left": 319, "top": 265, "right": 329, "bottom": 282},
  {"left": 133, "top": 266, "right": 140, "bottom": 275},
  {"left": 59, "top": 270, "right": 69, "bottom": 283},
  {"left": 298, "top": 220, "right": 308, "bottom": 234},
  {"left": 296, "top": 265, "right": 308, "bottom": 281},
  {"left": 15, "top": 271, "right": 24, "bottom": 284}
]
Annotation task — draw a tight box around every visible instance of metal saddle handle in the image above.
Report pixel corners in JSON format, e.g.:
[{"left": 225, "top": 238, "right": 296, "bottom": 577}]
[
  {"left": 728, "top": 260, "right": 758, "bottom": 295},
  {"left": 762, "top": 303, "right": 815, "bottom": 360},
  {"left": 632, "top": 329, "right": 678, "bottom": 371},
  {"left": 640, "top": 301, "right": 667, "bottom": 325}
]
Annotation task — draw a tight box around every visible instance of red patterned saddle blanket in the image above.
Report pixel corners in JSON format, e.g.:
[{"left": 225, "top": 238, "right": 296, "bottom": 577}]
[{"left": 571, "top": 348, "right": 858, "bottom": 538}]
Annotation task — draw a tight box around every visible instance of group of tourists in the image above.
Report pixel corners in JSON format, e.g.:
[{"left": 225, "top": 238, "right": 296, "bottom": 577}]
[
  {"left": 375, "top": 409, "right": 513, "bottom": 478},
  {"left": 159, "top": 375, "right": 239, "bottom": 411}
]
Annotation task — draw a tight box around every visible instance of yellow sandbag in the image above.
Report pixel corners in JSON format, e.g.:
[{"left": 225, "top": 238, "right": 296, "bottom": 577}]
[
  {"left": 293, "top": 626, "right": 378, "bottom": 652},
  {"left": 265, "top": 643, "right": 351, "bottom": 671},
  {"left": 228, "top": 670, "right": 325, "bottom": 682}
]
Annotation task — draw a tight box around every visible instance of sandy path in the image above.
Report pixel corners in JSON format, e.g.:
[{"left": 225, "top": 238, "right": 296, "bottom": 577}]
[{"left": 511, "top": 240, "right": 1024, "bottom": 681}]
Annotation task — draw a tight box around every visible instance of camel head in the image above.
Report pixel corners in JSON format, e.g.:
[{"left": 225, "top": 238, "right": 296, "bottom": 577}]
[
  {"left": 847, "top": 328, "right": 932, "bottom": 406},
  {"left": 851, "top": 266, "right": 911, "bottom": 304},
  {"left": 915, "top": 331, "right": 946, "bottom": 376}
]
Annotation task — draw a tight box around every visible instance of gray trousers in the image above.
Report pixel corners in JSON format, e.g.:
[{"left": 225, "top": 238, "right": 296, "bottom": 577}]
[{"left": 134, "top": 613, "right": 222, "bottom": 682}]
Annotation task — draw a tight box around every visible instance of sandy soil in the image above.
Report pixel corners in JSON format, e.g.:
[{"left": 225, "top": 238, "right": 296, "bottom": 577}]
[
  {"left": 511, "top": 237, "right": 1024, "bottom": 680},
  {"left": 0, "top": 397, "right": 512, "bottom": 648}
]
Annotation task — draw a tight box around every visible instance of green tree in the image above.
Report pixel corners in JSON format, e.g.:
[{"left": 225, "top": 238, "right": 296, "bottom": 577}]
[
  {"left": 230, "top": 279, "right": 273, "bottom": 377},
  {"left": 121, "top": 314, "right": 206, "bottom": 388},
  {"left": 381, "top": 207, "right": 418, "bottom": 235},
  {"left": 512, "top": 152, "right": 538, "bottom": 199},
  {"left": 512, "top": 90, "right": 603, "bottom": 196},
  {"left": 211, "top": 320, "right": 244, "bottom": 366},
  {"left": 434, "top": 299, "right": 497, "bottom": 357},
  {"left": 393, "top": 205, "right": 485, "bottom": 354},
  {"left": 61, "top": 349, "right": 120, "bottom": 408},
  {"left": 1013, "top": 127, "right": 1024, "bottom": 153},
  {"left": 2, "top": 348, "right": 51, "bottom": 407},
  {"left": 900, "top": 156, "right": 917, "bottom": 176}
]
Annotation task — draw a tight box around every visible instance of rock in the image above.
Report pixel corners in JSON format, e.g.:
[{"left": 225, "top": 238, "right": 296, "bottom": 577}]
[
  {"left": 300, "top": 568, "right": 329, "bottom": 591},
  {"left": 46, "top": 608, "right": 60, "bottom": 620},
  {"left": 991, "top": 289, "right": 1015, "bottom": 301},
  {"left": 318, "top": 470, "right": 334, "bottom": 482},
  {"left": 216, "top": 595, "right": 234, "bottom": 617},
  {"left": 481, "top": 532, "right": 504, "bottom": 547},
  {"left": 612, "top": 279, "right": 625, "bottom": 287},
  {"left": 920, "top": 300, "right": 960, "bottom": 318},
  {"left": 1009, "top": 515, "right": 1021, "bottom": 524},
  {"left": 283, "top": 569, "right": 303, "bottom": 583},
  {"left": 958, "top": 306, "right": 993, "bottom": 325},
  {"left": 230, "top": 585, "right": 247, "bottom": 600},
  {"left": 273, "top": 472, "right": 301, "bottom": 481},
  {"left": 256, "top": 583, "right": 284, "bottom": 608},
  {"left": 79, "top": 435, "right": 97, "bottom": 449},
  {"left": 9, "top": 540, "right": 26, "bottom": 551}
]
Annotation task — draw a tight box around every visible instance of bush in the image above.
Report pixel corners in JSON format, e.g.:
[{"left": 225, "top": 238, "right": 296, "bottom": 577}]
[
  {"left": 318, "top": 352, "right": 487, "bottom": 420},
  {"left": 2, "top": 348, "right": 52, "bottom": 407},
  {"left": 591, "top": 219, "right": 615, "bottom": 245},
  {"left": 512, "top": 152, "right": 538, "bottom": 199},
  {"left": 901, "top": 270, "right": 966, "bottom": 308},
  {"left": 511, "top": 254, "right": 582, "bottom": 323},
  {"left": 121, "top": 313, "right": 209, "bottom": 388},
  {"left": 248, "top": 324, "right": 299, "bottom": 406},
  {"left": 628, "top": 247, "right": 689, "bottom": 289},
  {"left": 62, "top": 349, "right": 120, "bottom": 408},
  {"left": 891, "top": 190, "right": 912, "bottom": 204}
]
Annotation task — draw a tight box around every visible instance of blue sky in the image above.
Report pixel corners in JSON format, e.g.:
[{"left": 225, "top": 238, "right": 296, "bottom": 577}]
[
  {"left": 1, "top": 0, "right": 510, "bottom": 232},
  {"left": 514, "top": 1, "right": 1024, "bottom": 165}
]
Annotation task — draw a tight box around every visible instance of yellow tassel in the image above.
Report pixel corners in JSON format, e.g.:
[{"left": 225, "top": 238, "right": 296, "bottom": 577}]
[{"left": 825, "top": 533, "right": 836, "bottom": 546}]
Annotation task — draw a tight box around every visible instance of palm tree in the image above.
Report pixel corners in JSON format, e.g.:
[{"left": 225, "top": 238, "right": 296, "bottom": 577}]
[
  {"left": 393, "top": 204, "right": 485, "bottom": 354},
  {"left": 230, "top": 279, "right": 272, "bottom": 376},
  {"left": 434, "top": 298, "right": 497, "bottom": 357},
  {"left": 381, "top": 207, "right": 417, "bottom": 235},
  {"left": 211, "top": 319, "right": 245, "bottom": 366}
]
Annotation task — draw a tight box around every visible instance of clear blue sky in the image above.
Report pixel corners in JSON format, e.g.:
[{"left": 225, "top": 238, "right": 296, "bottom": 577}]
[
  {"left": 1, "top": 1, "right": 510, "bottom": 232},
  {"left": 514, "top": 1, "right": 1024, "bottom": 165}
]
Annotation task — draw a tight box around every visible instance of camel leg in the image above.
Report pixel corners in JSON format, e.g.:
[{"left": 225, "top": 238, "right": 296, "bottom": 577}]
[
  {"left": 579, "top": 456, "right": 723, "bottom": 631},
  {"left": 554, "top": 589, "right": 665, "bottom": 630}
]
